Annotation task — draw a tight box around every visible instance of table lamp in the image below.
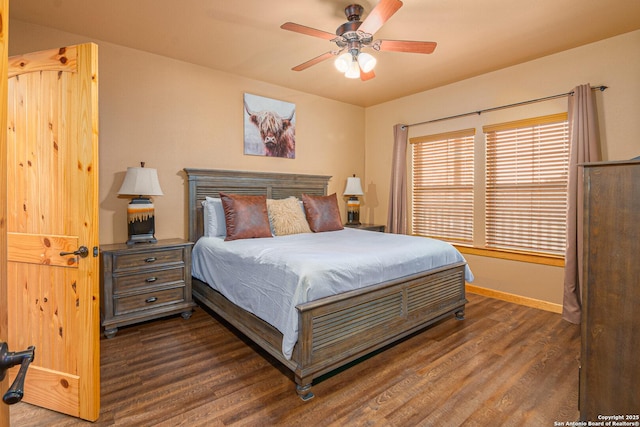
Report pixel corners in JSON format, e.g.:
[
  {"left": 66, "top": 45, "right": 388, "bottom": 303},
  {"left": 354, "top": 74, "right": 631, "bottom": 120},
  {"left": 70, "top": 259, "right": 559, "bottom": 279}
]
[
  {"left": 118, "top": 162, "right": 163, "bottom": 245},
  {"left": 343, "top": 174, "right": 364, "bottom": 225}
]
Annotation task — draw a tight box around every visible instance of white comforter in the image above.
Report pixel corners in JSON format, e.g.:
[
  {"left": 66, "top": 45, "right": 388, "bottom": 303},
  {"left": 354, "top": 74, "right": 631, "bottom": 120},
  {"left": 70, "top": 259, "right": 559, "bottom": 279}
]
[{"left": 192, "top": 227, "right": 473, "bottom": 359}]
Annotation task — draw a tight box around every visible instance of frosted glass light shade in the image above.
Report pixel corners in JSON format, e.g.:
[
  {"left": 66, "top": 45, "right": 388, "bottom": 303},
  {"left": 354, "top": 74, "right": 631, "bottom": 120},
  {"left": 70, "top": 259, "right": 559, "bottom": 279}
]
[
  {"left": 334, "top": 53, "right": 351, "bottom": 72},
  {"left": 357, "top": 52, "right": 377, "bottom": 72},
  {"left": 345, "top": 59, "right": 360, "bottom": 79},
  {"left": 118, "top": 167, "right": 164, "bottom": 196},
  {"left": 343, "top": 176, "right": 364, "bottom": 196}
]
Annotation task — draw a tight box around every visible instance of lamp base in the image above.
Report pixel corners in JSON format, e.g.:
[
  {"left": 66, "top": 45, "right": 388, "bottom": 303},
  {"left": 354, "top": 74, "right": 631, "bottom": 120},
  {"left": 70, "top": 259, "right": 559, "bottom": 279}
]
[
  {"left": 346, "top": 196, "right": 361, "bottom": 226},
  {"left": 126, "top": 234, "right": 158, "bottom": 246},
  {"left": 126, "top": 197, "right": 158, "bottom": 245}
]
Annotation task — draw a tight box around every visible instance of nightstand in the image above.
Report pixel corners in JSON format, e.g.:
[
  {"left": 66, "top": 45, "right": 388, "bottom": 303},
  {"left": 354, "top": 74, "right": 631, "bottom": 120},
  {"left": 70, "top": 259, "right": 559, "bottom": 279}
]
[
  {"left": 345, "top": 223, "right": 386, "bottom": 232},
  {"left": 100, "top": 238, "right": 196, "bottom": 338}
]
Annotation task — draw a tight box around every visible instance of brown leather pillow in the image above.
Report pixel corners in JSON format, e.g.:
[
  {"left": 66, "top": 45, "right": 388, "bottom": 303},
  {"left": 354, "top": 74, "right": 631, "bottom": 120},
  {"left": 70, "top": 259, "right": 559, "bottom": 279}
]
[
  {"left": 301, "top": 193, "right": 344, "bottom": 232},
  {"left": 220, "top": 193, "right": 272, "bottom": 241}
]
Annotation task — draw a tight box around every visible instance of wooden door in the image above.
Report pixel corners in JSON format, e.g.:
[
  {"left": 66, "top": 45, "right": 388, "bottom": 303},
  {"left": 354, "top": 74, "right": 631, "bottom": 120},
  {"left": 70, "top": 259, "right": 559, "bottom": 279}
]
[
  {"left": 0, "top": 0, "right": 9, "bottom": 425},
  {"left": 6, "top": 44, "right": 100, "bottom": 421}
]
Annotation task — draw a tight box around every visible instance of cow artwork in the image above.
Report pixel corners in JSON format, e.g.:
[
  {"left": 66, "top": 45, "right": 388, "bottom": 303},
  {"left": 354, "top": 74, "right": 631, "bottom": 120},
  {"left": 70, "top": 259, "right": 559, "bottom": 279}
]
[{"left": 243, "top": 93, "right": 296, "bottom": 159}]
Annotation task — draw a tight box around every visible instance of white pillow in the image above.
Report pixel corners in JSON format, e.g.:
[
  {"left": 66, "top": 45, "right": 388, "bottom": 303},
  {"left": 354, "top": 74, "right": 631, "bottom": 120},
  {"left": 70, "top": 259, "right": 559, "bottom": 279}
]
[{"left": 202, "top": 196, "right": 226, "bottom": 237}]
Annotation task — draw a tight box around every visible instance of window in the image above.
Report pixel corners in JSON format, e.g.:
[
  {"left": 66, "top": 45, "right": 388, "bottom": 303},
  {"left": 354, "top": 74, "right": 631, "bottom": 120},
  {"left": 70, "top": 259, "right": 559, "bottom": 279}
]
[
  {"left": 409, "top": 113, "right": 569, "bottom": 260},
  {"left": 411, "top": 128, "right": 475, "bottom": 244},
  {"left": 483, "top": 113, "right": 569, "bottom": 255}
]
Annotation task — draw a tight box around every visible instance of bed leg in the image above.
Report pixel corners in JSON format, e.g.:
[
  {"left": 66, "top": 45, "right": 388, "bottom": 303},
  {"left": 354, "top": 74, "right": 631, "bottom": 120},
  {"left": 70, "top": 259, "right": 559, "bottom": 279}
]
[
  {"left": 296, "top": 383, "right": 314, "bottom": 401},
  {"left": 455, "top": 309, "right": 465, "bottom": 320}
]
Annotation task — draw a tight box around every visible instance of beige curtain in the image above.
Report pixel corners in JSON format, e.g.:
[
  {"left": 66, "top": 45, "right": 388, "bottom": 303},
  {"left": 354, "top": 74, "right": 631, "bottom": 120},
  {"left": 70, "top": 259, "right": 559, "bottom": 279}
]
[
  {"left": 562, "top": 84, "right": 601, "bottom": 324},
  {"left": 387, "top": 124, "right": 408, "bottom": 234}
]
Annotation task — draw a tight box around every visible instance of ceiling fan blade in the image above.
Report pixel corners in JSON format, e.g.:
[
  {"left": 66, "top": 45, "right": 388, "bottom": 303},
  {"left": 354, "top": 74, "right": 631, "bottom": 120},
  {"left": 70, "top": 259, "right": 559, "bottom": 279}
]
[
  {"left": 292, "top": 52, "right": 336, "bottom": 71},
  {"left": 281, "top": 22, "right": 337, "bottom": 40},
  {"left": 360, "top": 69, "right": 376, "bottom": 81},
  {"left": 358, "top": 0, "right": 403, "bottom": 35},
  {"left": 378, "top": 40, "right": 437, "bottom": 54}
]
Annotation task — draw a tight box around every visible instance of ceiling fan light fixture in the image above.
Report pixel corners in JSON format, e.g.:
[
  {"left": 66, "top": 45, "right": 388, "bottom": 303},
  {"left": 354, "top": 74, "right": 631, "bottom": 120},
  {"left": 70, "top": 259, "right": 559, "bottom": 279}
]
[
  {"left": 282, "top": 1, "right": 438, "bottom": 80},
  {"left": 357, "top": 52, "right": 377, "bottom": 72},
  {"left": 345, "top": 58, "right": 361, "bottom": 78},
  {"left": 334, "top": 52, "right": 351, "bottom": 72}
]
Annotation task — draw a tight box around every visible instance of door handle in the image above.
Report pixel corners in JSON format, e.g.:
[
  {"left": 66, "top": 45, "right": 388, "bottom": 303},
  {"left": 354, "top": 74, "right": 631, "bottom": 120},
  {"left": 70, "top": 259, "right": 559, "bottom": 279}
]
[
  {"left": 59, "top": 245, "right": 89, "bottom": 258},
  {"left": 0, "top": 342, "right": 35, "bottom": 405}
]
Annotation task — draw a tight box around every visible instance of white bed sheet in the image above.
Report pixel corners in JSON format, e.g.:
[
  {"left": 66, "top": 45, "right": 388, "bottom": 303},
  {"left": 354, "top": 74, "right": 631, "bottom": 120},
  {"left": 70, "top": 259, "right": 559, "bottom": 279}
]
[{"left": 192, "top": 227, "right": 473, "bottom": 359}]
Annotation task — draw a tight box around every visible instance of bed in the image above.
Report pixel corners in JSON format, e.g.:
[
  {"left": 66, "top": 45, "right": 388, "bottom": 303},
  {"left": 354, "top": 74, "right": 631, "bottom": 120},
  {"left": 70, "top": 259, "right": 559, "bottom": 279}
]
[{"left": 184, "top": 168, "right": 472, "bottom": 400}]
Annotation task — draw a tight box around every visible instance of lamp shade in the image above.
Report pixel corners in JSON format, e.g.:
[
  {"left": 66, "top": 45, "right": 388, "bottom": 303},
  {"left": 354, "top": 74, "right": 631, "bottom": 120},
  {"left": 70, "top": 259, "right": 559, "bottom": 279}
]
[
  {"left": 343, "top": 176, "right": 364, "bottom": 196},
  {"left": 345, "top": 59, "right": 360, "bottom": 79},
  {"left": 334, "top": 52, "right": 351, "bottom": 73},
  {"left": 118, "top": 166, "right": 163, "bottom": 196},
  {"left": 357, "top": 52, "right": 377, "bottom": 73}
]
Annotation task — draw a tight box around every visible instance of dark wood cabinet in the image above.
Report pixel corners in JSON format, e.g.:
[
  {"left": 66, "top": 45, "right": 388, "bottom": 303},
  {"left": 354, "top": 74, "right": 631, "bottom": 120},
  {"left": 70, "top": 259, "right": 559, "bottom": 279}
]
[
  {"left": 580, "top": 160, "right": 640, "bottom": 420},
  {"left": 100, "top": 238, "right": 196, "bottom": 338}
]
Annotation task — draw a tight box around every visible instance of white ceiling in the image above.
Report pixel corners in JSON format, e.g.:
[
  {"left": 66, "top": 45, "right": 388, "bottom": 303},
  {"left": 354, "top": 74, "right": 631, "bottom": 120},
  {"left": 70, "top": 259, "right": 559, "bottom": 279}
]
[{"left": 10, "top": 0, "right": 640, "bottom": 107}]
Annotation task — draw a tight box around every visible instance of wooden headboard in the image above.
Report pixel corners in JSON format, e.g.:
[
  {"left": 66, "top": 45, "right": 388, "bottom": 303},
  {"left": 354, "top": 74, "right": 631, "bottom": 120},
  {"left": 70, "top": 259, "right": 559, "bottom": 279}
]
[{"left": 184, "top": 168, "right": 331, "bottom": 242}]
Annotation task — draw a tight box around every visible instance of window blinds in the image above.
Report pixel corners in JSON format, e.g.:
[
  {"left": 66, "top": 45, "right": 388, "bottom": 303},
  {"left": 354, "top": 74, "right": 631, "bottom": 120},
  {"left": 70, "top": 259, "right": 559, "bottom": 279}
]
[
  {"left": 483, "top": 113, "right": 569, "bottom": 255},
  {"left": 411, "top": 129, "right": 475, "bottom": 244}
]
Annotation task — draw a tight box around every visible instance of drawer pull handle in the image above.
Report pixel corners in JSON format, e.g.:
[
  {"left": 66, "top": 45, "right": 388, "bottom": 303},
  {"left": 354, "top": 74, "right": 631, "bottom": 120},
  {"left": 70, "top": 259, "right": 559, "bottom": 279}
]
[
  {"left": 144, "top": 257, "right": 157, "bottom": 263},
  {"left": 145, "top": 277, "right": 157, "bottom": 283},
  {"left": 145, "top": 297, "right": 158, "bottom": 304}
]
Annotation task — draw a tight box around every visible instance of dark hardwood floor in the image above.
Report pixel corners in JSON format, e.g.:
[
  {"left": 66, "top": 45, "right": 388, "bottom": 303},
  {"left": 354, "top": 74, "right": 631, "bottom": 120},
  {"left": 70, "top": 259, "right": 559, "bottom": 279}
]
[{"left": 10, "top": 293, "right": 580, "bottom": 426}]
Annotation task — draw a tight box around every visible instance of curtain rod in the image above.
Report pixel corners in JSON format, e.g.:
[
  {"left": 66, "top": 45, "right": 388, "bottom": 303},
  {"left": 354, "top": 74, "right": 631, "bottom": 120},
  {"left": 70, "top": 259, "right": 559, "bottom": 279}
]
[{"left": 402, "top": 85, "right": 608, "bottom": 130}]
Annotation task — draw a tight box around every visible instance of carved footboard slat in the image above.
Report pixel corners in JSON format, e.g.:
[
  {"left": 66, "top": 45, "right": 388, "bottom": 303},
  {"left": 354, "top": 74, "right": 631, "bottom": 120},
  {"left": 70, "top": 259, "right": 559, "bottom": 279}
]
[
  {"left": 313, "top": 292, "right": 404, "bottom": 351},
  {"left": 407, "top": 269, "right": 465, "bottom": 314}
]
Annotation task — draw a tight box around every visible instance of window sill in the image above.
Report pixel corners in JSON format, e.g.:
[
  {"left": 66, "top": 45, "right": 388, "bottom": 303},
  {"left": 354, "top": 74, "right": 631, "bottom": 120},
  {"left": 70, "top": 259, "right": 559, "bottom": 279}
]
[{"left": 453, "top": 245, "right": 565, "bottom": 267}]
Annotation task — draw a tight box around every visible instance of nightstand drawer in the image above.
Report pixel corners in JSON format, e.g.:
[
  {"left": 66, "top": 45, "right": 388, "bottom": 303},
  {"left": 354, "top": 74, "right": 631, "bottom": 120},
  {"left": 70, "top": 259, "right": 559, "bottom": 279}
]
[
  {"left": 113, "top": 248, "right": 184, "bottom": 271},
  {"left": 113, "top": 267, "right": 185, "bottom": 294},
  {"left": 114, "top": 285, "right": 186, "bottom": 316}
]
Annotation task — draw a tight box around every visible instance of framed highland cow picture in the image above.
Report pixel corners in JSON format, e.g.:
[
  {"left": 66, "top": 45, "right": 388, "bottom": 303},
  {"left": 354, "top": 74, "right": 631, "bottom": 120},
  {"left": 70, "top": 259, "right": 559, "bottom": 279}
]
[{"left": 243, "top": 93, "right": 296, "bottom": 159}]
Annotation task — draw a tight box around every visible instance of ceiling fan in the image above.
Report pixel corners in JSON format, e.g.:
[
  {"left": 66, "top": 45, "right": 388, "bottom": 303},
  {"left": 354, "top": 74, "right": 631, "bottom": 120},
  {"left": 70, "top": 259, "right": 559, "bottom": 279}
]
[{"left": 281, "top": 0, "right": 437, "bottom": 81}]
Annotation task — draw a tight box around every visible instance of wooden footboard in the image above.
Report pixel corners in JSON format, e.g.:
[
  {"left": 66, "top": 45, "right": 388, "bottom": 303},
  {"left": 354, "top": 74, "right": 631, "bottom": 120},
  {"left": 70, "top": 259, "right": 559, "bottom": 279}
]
[{"left": 192, "top": 262, "right": 467, "bottom": 400}]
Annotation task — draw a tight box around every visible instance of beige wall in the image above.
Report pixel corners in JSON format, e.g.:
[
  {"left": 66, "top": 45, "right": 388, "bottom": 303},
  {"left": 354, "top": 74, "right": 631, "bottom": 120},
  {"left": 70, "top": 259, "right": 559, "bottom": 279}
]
[
  {"left": 9, "top": 19, "right": 640, "bottom": 308},
  {"left": 9, "top": 20, "right": 366, "bottom": 245},
  {"left": 365, "top": 30, "right": 640, "bottom": 306}
]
